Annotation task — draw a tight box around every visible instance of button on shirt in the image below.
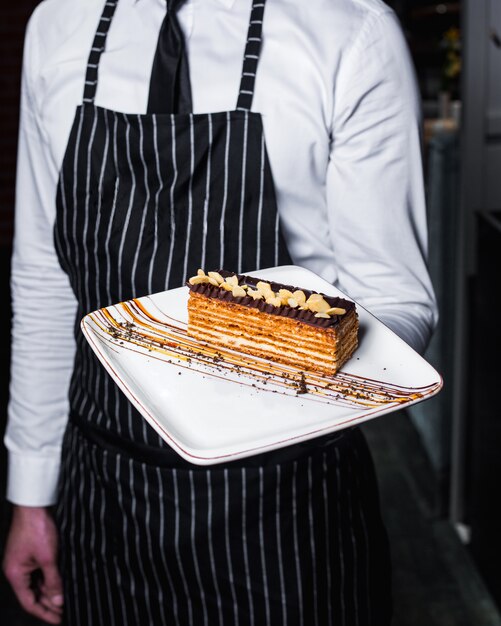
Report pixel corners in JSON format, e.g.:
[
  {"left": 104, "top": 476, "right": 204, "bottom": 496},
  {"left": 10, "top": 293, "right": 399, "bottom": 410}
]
[{"left": 6, "top": 0, "right": 438, "bottom": 506}]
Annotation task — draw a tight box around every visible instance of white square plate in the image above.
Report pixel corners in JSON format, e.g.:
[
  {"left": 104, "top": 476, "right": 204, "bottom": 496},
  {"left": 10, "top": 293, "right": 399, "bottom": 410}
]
[{"left": 81, "top": 265, "right": 442, "bottom": 464}]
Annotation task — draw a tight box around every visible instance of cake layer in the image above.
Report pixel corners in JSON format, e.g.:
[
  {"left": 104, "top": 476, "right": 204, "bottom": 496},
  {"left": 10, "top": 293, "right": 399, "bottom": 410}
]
[
  {"left": 188, "top": 299, "right": 358, "bottom": 359},
  {"left": 188, "top": 293, "right": 357, "bottom": 375},
  {"left": 186, "top": 270, "right": 359, "bottom": 376}
]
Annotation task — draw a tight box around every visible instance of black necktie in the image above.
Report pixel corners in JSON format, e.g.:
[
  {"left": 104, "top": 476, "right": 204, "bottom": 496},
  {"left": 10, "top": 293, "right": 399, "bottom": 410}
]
[{"left": 147, "top": 0, "right": 193, "bottom": 114}]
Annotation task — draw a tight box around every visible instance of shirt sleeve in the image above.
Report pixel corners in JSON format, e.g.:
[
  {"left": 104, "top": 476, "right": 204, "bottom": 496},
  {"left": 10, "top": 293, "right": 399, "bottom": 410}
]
[
  {"left": 5, "top": 12, "right": 78, "bottom": 506},
  {"left": 327, "top": 9, "right": 438, "bottom": 355}
]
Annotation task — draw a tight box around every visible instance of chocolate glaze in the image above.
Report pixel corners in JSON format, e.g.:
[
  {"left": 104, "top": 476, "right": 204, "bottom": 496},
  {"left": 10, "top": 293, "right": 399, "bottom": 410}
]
[{"left": 186, "top": 270, "right": 356, "bottom": 329}]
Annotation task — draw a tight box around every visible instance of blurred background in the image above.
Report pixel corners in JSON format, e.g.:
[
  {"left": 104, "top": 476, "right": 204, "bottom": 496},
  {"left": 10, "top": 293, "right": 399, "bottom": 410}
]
[{"left": 1, "top": 1, "right": 501, "bottom": 624}]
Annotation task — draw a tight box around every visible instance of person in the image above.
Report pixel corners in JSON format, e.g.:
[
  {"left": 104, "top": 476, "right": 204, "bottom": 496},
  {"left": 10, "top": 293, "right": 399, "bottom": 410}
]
[{"left": 2, "top": 0, "right": 438, "bottom": 624}]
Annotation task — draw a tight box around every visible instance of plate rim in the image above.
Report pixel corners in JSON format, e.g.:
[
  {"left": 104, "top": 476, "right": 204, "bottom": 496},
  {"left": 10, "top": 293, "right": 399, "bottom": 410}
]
[{"left": 81, "top": 264, "right": 443, "bottom": 464}]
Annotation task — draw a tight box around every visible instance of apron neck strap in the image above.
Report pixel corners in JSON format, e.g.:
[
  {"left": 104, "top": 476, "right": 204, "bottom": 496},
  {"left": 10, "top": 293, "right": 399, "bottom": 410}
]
[
  {"left": 82, "top": 0, "right": 268, "bottom": 110},
  {"left": 82, "top": 0, "right": 119, "bottom": 104},
  {"left": 236, "top": 0, "right": 268, "bottom": 112}
]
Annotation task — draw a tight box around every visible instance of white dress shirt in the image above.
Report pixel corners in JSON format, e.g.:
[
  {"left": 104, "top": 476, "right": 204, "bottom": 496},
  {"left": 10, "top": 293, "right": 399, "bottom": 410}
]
[{"left": 6, "top": 0, "right": 438, "bottom": 506}]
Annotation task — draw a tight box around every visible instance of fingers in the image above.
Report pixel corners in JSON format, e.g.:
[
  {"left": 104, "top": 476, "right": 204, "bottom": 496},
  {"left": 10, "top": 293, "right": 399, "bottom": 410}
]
[
  {"left": 2, "top": 506, "right": 64, "bottom": 624},
  {"left": 37, "top": 594, "right": 64, "bottom": 624},
  {"left": 21, "top": 593, "right": 62, "bottom": 624},
  {"left": 40, "top": 561, "right": 64, "bottom": 611},
  {"left": 3, "top": 564, "right": 62, "bottom": 624}
]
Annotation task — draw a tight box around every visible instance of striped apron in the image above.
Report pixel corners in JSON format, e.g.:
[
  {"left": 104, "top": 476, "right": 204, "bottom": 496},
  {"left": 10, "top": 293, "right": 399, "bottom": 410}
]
[{"left": 53, "top": 0, "right": 392, "bottom": 624}]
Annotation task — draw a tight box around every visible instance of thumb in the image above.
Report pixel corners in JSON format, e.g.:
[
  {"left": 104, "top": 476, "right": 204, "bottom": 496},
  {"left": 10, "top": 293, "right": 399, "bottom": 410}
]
[{"left": 41, "top": 562, "right": 64, "bottom": 607}]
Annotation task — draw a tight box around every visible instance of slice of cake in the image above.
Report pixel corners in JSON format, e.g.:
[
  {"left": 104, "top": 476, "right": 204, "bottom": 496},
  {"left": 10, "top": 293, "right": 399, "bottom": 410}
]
[{"left": 186, "top": 269, "right": 358, "bottom": 376}]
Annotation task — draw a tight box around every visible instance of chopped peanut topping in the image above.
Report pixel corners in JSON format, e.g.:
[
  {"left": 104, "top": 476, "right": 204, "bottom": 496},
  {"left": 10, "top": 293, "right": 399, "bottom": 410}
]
[
  {"left": 277, "top": 289, "right": 293, "bottom": 305},
  {"left": 305, "top": 294, "right": 330, "bottom": 313},
  {"left": 188, "top": 271, "right": 349, "bottom": 320},
  {"left": 256, "top": 281, "right": 274, "bottom": 294},
  {"left": 265, "top": 296, "right": 282, "bottom": 307},
  {"left": 232, "top": 286, "right": 247, "bottom": 297},
  {"left": 247, "top": 288, "right": 263, "bottom": 300},
  {"left": 189, "top": 275, "right": 210, "bottom": 285},
  {"left": 292, "top": 290, "right": 306, "bottom": 305},
  {"left": 208, "top": 271, "right": 224, "bottom": 284}
]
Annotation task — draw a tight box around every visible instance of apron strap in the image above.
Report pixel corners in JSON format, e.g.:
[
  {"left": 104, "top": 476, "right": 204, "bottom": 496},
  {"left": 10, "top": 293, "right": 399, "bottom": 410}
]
[
  {"left": 236, "top": 0, "right": 268, "bottom": 112},
  {"left": 83, "top": 0, "right": 266, "bottom": 110},
  {"left": 82, "top": 0, "right": 119, "bottom": 104}
]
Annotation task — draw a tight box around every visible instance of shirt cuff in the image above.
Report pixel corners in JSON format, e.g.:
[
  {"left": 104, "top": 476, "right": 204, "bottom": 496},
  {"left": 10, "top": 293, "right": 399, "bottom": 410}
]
[{"left": 6, "top": 451, "right": 61, "bottom": 506}]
